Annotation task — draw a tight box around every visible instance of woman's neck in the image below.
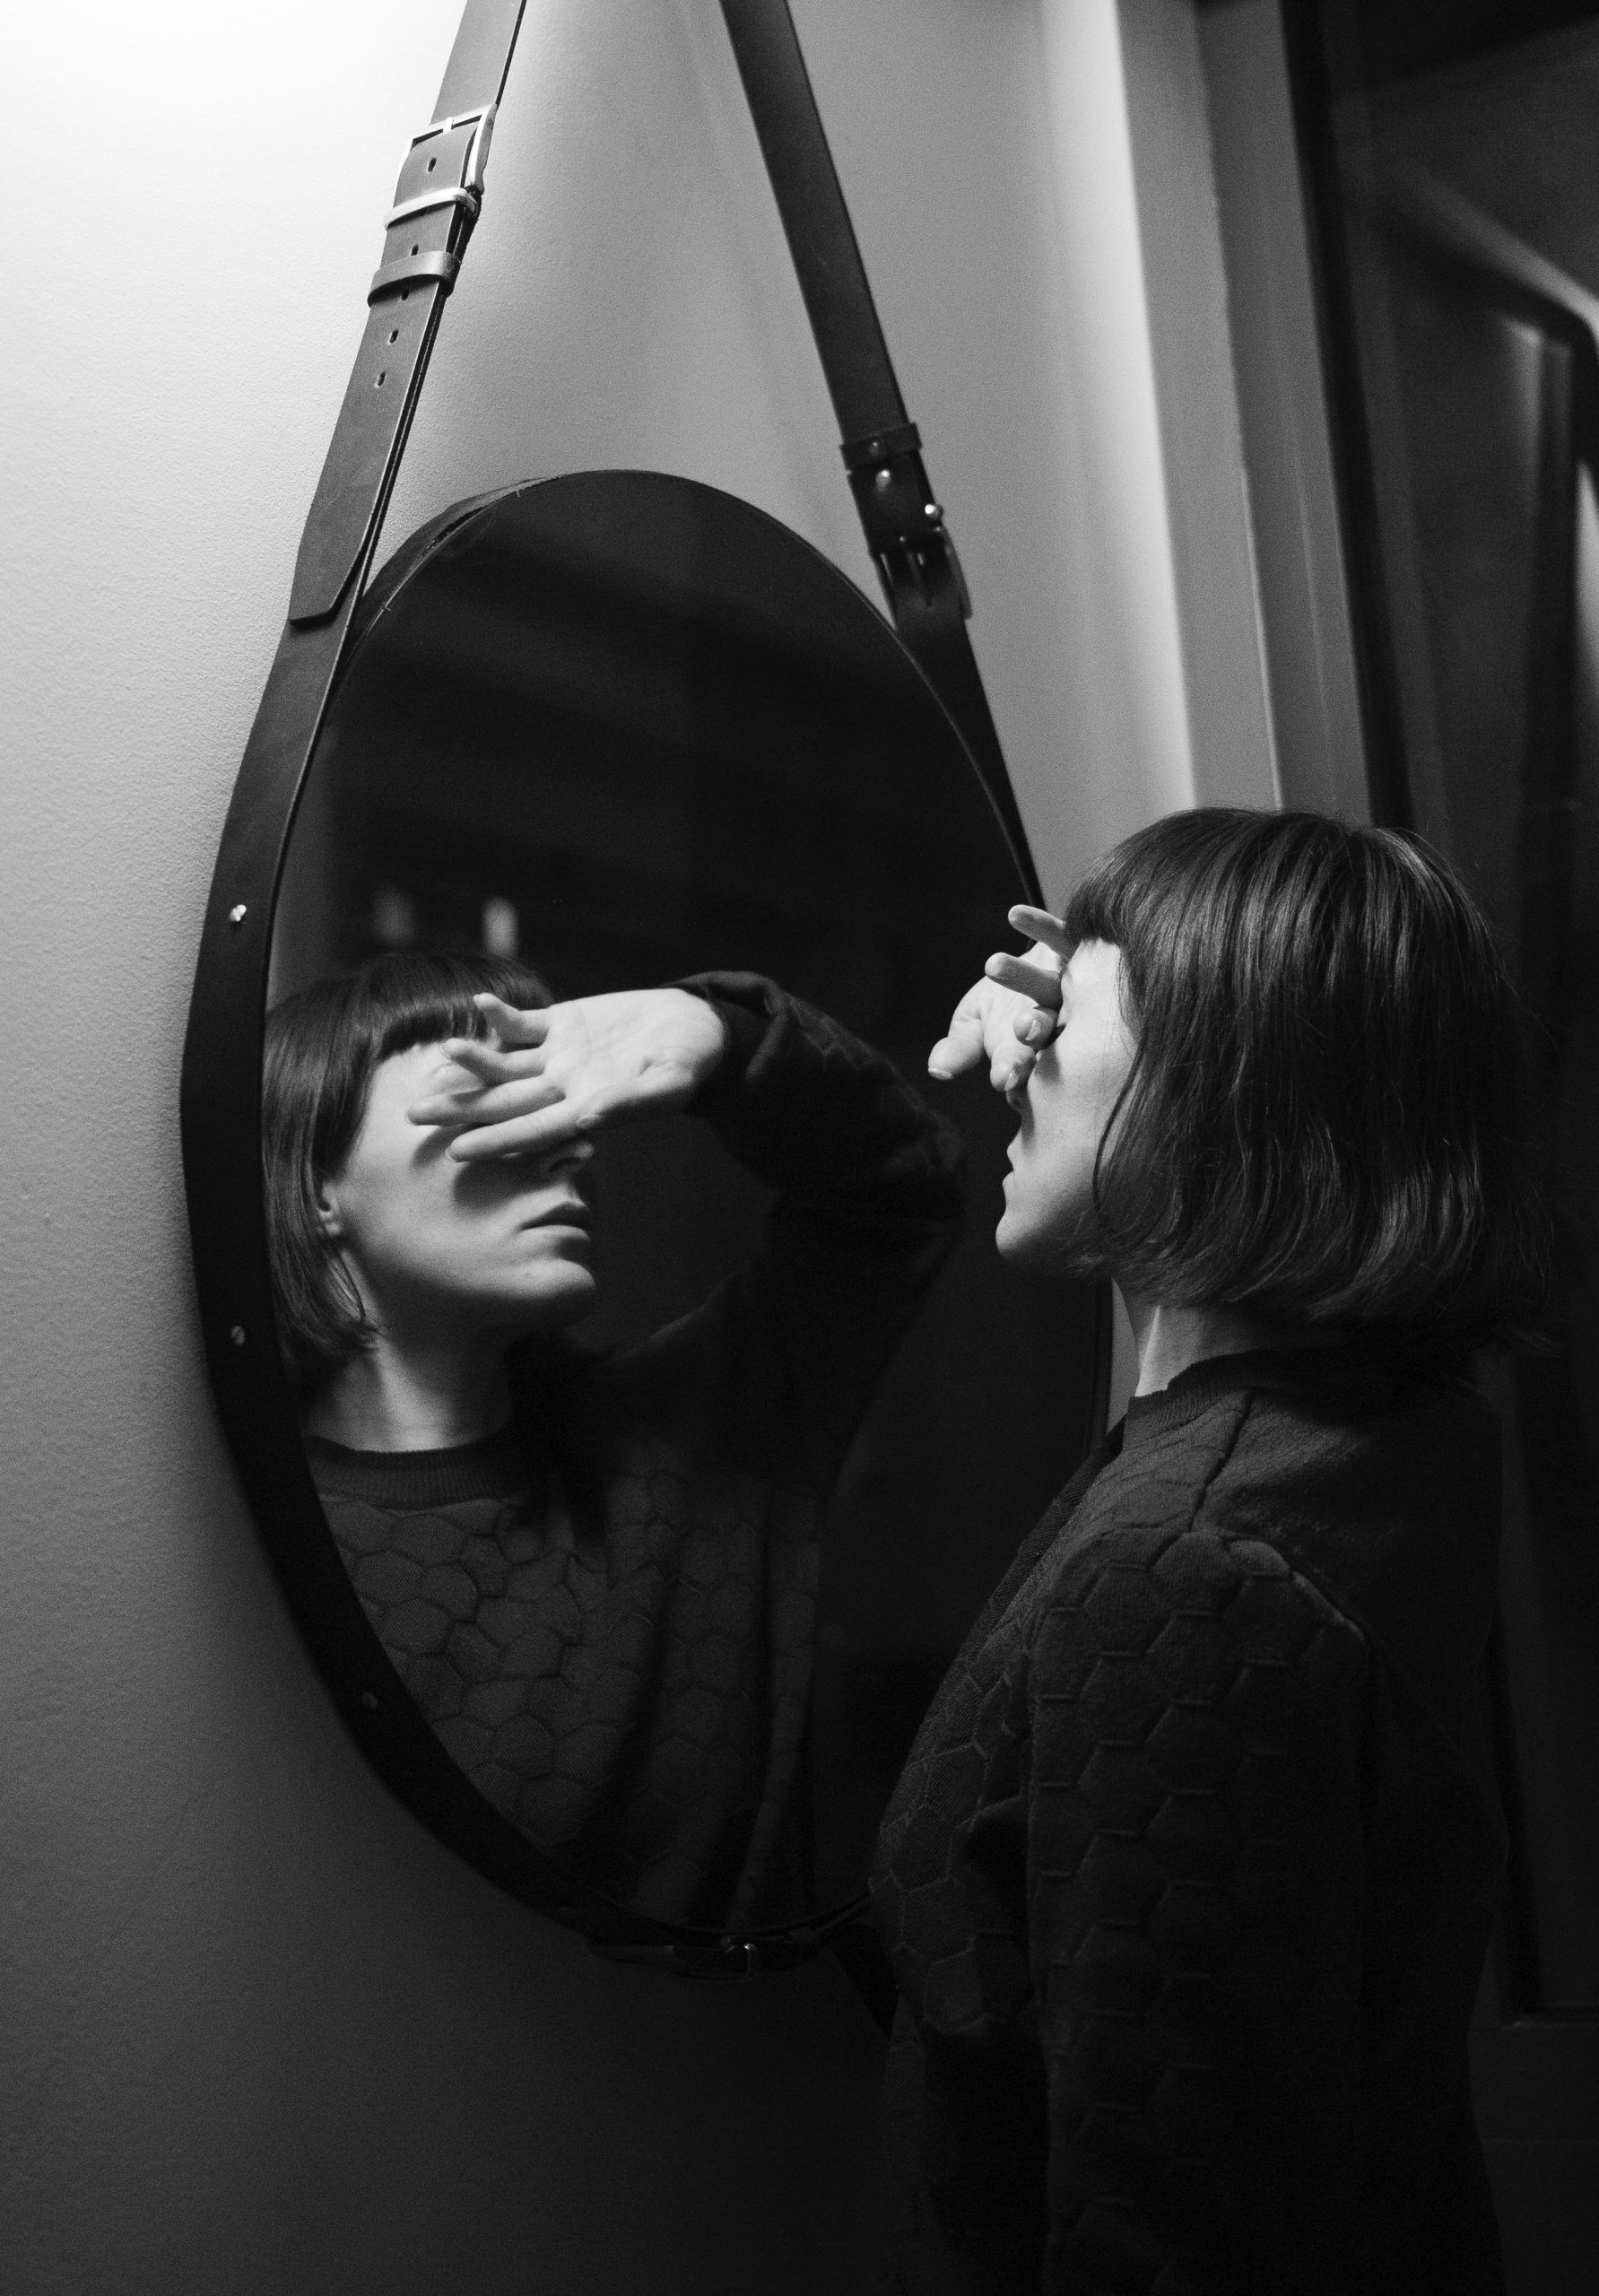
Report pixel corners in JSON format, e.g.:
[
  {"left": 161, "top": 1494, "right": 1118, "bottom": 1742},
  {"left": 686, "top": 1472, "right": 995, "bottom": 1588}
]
[
  {"left": 1120, "top": 1296, "right": 1324, "bottom": 1399},
  {"left": 306, "top": 1334, "right": 514, "bottom": 1453}
]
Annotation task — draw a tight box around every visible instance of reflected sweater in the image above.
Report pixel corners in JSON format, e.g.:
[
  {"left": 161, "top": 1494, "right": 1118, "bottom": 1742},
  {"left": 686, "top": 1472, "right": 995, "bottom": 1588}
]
[
  {"left": 872, "top": 1348, "right": 1508, "bottom": 2295},
  {"left": 311, "top": 973, "right": 964, "bottom": 1931}
]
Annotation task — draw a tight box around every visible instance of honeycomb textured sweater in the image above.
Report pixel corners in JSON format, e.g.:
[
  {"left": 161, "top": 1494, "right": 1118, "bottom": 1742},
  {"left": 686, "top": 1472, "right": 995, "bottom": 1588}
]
[
  {"left": 311, "top": 973, "right": 964, "bottom": 1930},
  {"left": 872, "top": 1346, "right": 1507, "bottom": 2295}
]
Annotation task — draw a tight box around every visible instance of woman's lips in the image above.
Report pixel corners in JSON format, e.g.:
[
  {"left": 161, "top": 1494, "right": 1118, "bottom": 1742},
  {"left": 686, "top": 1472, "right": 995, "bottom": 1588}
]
[{"left": 521, "top": 1200, "right": 591, "bottom": 1231}]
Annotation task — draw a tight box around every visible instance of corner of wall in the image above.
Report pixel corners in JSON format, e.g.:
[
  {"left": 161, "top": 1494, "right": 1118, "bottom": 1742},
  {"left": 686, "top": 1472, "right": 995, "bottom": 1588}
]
[
  {"left": 1116, "top": 0, "right": 1282, "bottom": 814},
  {"left": 1195, "top": 0, "right": 1371, "bottom": 822},
  {"left": 1035, "top": 0, "right": 1198, "bottom": 854}
]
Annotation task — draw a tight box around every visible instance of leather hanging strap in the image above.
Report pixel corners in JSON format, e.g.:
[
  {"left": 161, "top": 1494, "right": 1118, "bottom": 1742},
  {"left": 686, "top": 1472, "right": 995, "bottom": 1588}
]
[
  {"left": 189, "top": 0, "right": 1049, "bottom": 1968},
  {"left": 288, "top": 0, "right": 529, "bottom": 623},
  {"left": 717, "top": 0, "right": 1036, "bottom": 891},
  {"left": 284, "top": 0, "right": 1031, "bottom": 883}
]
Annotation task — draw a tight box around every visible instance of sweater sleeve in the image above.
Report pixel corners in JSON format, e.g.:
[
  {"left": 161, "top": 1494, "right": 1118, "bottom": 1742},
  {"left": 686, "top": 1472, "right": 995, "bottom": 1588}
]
[
  {"left": 1023, "top": 1500, "right": 1371, "bottom": 2293},
  {"left": 658, "top": 970, "right": 967, "bottom": 1478}
]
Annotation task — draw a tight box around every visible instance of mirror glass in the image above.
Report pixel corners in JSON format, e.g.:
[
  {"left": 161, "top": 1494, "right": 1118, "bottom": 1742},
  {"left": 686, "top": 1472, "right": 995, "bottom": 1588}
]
[{"left": 268, "top": 472, "right": 1099, "bottom": 1933}]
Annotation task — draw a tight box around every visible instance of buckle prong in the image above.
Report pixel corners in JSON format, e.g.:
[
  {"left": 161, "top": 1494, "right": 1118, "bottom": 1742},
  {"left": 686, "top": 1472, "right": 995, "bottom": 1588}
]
[{"left": 409, "top": 103, "right": 497, "bottom": 200}]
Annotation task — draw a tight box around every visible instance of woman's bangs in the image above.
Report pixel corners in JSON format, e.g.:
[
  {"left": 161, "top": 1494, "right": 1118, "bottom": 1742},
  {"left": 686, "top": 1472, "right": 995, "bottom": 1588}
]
[{"left": 355, "top": 953, "right": 553, "bottom": 1066}]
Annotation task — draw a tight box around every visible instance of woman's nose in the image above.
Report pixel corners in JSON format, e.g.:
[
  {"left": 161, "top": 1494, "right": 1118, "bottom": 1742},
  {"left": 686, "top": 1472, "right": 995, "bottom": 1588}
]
[{"left": 543, "top": 1137, "right": 595, "bottom": 1176}]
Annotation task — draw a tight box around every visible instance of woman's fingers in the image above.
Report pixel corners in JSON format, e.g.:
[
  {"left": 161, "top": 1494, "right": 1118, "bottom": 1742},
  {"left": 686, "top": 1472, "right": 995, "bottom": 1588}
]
[
  {"left": 410, "top": 1074, "right": 564, "bottom": 1131},
  {"left": 444, "top": 1073, "right": 658, "bottom": 1161},
  {"left": 1007, "top": 904, "right": 1073, "bottom": 962},
  {"left": 930, "top": 991, "right": 1040, "bottom": 1091},
  {"left": 930, "top": 909, "right": 1072, "bottom": 1089},
  {"left": 472, "top": 991, "right": 552, "bottom": 1047},
  {"left": 407, "top": 1012, "right": 552, "bottom": 1118},
  {"left": 985, "top": 951, "right": 1064, "bottom": 1009},
  {"left": 989, "top": 1037, "right": 1037, "bottom": 1094},
  {"left": 442, "top": 1074, "right": 604, "bottom": 1159},
  {"left": 438, "top": 1061, "right": 693, "bottom": 1160},
  {"left": 436, "top": 1036, "right": 546, "bottom": 1086},
  {"left": 928, "top": 1010, "right": 987, "bottom": 1081},
  {"left": 445, "top": 1107, "right": 580, "bottom": 1161}
]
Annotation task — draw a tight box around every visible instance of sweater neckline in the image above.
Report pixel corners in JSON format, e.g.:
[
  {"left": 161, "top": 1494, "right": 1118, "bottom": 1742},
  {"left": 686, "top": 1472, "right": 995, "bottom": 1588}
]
[
  {"left": 1121, "top": 1342, "right": 1408, "bottom": 1449},
  {"left": 304, "top": 1424, "right": 538, "bottom": 1506}
]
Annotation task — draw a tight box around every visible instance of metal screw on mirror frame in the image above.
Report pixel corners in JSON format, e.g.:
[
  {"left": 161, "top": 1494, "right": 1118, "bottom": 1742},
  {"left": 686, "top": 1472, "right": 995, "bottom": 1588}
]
[
  {"left": 229, "top": 1325, "right": 246, "bottom": 1347},
  {"left": 360, "top": 1691, "right": 380, "bottom": 1711},
  {"left": 228, "top": 903, "right": 248, "bottom": 926}
]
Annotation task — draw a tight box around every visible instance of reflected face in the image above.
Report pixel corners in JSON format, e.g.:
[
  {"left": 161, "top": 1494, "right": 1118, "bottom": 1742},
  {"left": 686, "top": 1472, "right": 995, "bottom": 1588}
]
[
  {"left": 997, "top": 939, "right": 1136, "bottom": 1273},
  {"left": 320, "top": 1042, "right": 597, "bottom": 1341}
]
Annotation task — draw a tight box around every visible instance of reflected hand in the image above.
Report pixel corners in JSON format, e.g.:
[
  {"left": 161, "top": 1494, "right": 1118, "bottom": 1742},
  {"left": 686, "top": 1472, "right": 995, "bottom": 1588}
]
[
  {"left": 407, "top": 987, "right": 728, "bottom": 1161},
  {"left": 927, "top": 905, "right": 1071, "bottom": 1097}
]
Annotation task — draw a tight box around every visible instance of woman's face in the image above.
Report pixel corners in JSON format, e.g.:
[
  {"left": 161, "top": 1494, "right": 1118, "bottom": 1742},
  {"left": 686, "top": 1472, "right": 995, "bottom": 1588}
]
[
  {"left": 997, "top": 937, "right": 1136, "bottom": 1273},
  {"left": 319, "top": 1041, "right": 597, "bottom": 1342}
]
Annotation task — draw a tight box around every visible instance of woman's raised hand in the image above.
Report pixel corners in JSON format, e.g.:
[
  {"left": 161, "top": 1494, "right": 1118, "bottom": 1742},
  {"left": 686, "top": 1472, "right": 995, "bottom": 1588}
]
[
  {"left": 407, "top": 987, "right": 728, "bottom": 1161},
  {"left": 927, "top": 905, "right": 1072, "bottom": 1097}
]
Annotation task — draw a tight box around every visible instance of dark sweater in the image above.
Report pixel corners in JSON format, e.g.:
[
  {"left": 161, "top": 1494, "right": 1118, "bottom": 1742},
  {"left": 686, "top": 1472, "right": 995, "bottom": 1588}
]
[
  {"left": 872, "top": 1347, "right": 1507, "bottom": 2295},
  {"left": 313, "top": 974, "right": 964, "bottom": 1930}
]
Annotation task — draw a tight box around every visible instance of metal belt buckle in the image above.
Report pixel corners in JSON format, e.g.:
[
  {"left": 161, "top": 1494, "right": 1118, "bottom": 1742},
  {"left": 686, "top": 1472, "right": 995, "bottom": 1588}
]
[
  {"left": 386, "top": 104, "right": 498, "bottom": 230},
  {"left": 843, "top": 435, "right": 974, "bottom": 624},
  {"left": 368, "top": 105, "right": 498, "bottom": 307},
  {"left": 873, "top": 515, "right": 971, "bottom": 624}
]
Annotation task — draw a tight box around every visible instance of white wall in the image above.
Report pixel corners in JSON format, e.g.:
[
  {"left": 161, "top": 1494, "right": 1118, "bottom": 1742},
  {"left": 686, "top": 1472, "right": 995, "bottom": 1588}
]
[
  {"left": 0, "top": 3, "right": 1271, "bottom": 2286},
  {"left": 376, "top": 0, "right": 1274, "bottom": 897}
]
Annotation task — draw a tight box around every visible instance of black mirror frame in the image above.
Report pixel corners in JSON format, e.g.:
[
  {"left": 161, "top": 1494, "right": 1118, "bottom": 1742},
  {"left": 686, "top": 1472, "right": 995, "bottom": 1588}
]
[
  {"left": 179, "top": 0, "right": 1108, "bottom": 1970},
  {"left": 180, "top": 470, "right": 1104, "bottom": 1966}
]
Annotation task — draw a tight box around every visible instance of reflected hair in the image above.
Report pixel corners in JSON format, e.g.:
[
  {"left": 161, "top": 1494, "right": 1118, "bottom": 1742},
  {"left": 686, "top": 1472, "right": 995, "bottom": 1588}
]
[
  {"left": 263, "top": 950, "right": 553, "bottom": 1395},
  {"left": 1059, "top": 808, "right": 1547, "bottom": 1364}
]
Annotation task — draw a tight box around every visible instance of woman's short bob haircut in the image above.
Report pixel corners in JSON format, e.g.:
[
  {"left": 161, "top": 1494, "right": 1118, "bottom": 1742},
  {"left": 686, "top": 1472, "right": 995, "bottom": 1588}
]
[
  {"left": 264, "top": 949, "right": 552, "bottom": 1395},
  {"left": 1062, "top": 808, "right": 1547, "bottom": 1365}
]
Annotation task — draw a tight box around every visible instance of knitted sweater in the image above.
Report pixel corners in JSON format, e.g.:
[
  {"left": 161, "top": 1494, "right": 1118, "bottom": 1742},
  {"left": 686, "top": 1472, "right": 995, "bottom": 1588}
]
[
  {"left": 312, "top": 973, "right": 964, "bottom": 1930},
  {"left": 872, "top": 1347, "right": 1507, "bottom": 2295}
]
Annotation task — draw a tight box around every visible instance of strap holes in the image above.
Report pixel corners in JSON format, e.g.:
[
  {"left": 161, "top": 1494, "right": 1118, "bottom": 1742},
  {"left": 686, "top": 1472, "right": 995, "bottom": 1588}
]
[
  {"left": 375, "top": 370, "right": 387, "bottom": 387},
  {"left": 410, "top": 242, "right": 420, "bottom": 257},
  {"left": 427, "top": 156, "right": 437, "bottom": 173},
  {"left": 387, "top": 328, "right": 399, "bottom": 344}
]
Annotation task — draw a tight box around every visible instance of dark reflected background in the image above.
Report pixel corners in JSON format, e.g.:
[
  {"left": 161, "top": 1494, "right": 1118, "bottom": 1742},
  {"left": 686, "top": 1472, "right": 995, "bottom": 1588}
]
[{"left": 273, "top": 473, "right": 1099, "bottom": 1912}]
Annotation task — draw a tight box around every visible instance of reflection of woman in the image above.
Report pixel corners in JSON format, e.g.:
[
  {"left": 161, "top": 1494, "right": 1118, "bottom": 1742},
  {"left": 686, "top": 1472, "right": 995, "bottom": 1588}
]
[
  {"left": 265, "top": 956, "right": 962, "bottom": 1927},
  {"left": 873, "top": 812, "right": 1543, "bottom": 2293}
]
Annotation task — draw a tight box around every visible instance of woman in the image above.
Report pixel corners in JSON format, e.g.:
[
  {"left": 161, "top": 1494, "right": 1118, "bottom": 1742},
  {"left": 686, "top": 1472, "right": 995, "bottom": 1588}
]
[
  {"left": 265, "top": 956, "right": 963, "bottom": 1929},
  {"left": 873, "top": 810, "right": 1543, "bottom": 2294}
]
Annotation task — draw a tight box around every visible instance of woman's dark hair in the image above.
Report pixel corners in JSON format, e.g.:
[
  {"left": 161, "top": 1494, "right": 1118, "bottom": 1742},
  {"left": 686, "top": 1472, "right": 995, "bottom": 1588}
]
[
  {"left": 1060, "top": 808, "right": 1547, "bottom": 1363},
  {"left": 263, "top": 949, "right": 553, "bottom": 1394}
]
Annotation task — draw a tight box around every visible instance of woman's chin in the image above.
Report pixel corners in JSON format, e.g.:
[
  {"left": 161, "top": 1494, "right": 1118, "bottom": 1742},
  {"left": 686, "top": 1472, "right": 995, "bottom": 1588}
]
[
  {"left": 995, "top": 1200, "right": 1088, "bottom": 1278},
  {"left": 995, "top": 1203, "right": 1036, "bottom": 1267}
]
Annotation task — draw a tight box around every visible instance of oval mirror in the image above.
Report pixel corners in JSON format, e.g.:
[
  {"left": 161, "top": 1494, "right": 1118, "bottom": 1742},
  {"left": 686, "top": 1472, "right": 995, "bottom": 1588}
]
[{"left": 258, "top": 469, "right": 1100, "bottom": 1941}]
